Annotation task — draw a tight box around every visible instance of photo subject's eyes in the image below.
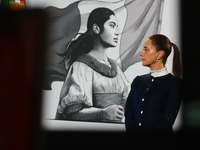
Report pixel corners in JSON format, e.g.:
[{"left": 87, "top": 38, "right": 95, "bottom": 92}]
[{"left": 109, "top": 23, "right": 114, "bottom": 28}]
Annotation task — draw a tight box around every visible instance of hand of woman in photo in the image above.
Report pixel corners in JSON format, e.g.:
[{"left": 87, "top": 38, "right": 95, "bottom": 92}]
[{"left": 100, "top": 104, "right": 124, "bottom": 122}]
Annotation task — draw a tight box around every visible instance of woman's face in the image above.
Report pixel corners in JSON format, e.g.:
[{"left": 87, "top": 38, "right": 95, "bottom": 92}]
[
  {"left": 99, "top": 15, "right": 119, "bottom": 47},
  {"left": 140, "top": 39, "right": 160, "bottom": 68}
]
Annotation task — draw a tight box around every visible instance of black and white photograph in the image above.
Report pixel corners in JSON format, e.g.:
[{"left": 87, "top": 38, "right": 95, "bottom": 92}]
[{"left": 26, "top": 0, "right": 182, "bottom": 132}]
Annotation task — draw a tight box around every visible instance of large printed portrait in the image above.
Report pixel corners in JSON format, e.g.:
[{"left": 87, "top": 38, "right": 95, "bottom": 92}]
[{"left": 26, "top": 0, "right": 181, "bottom": 131}]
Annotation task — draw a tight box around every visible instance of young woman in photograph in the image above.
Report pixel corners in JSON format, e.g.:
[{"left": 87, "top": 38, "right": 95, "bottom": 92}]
[{"left": 55, "top": 7, "right": 130, "bottom": 123}]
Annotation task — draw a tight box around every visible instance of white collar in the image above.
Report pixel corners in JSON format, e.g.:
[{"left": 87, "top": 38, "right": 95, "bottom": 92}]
[{"left": 150, "top": 67, "right": 169, "bottom": 77}]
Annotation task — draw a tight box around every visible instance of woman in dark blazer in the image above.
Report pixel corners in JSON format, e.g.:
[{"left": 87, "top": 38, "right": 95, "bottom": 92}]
[{"left": 124, "top": 34, "right": 183, "bottom": 133}]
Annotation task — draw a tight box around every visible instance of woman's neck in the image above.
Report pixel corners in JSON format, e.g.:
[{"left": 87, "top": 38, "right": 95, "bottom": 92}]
[
  {"left": 89, "top": 48, "right": 108, "bottom": 62},
  {"left": 149, "top": 62, "right": 165, "bottom": 71}
]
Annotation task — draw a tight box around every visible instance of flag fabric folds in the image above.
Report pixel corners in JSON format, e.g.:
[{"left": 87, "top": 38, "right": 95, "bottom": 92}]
[
  {"left": 118, "top": 0, "right": 164, "bottom": 71},
  {"left": 43, "top": 1, "right": 81, "bottom": 89},
  {"left": 43, "top": 0, "right": 164, "bottom": 90}
]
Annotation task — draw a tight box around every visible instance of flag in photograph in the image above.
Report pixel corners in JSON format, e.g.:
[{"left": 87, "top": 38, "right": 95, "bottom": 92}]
[{"left": 43, "top": 0, "right": 164, "bottom": 90}]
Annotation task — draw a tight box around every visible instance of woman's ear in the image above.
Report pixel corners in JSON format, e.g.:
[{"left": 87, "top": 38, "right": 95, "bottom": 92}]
[
  {"left": 157, "top": 50, "right": 165, "bottom": 60},
  {"left": 93, "top": 24, "right": 100, "bottom": 34}
]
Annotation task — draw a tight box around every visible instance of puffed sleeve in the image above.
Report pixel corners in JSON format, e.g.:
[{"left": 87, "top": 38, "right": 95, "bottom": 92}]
[
  {"left": 56, "top": 61, "right": 94, "bottom": 118},
  {"left": 116, "top": 65, "right": 131, "bottom": 101}
]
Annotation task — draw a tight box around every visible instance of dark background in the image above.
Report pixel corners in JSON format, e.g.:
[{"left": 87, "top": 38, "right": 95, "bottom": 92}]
[{"left": 1, "top": 1, "right": 200, "bottom": 150}]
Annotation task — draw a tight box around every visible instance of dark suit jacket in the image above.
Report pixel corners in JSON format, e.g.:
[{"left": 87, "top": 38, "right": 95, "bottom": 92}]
[{"left": 125, "top": 73, "right": 183, "bottom": 133}]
